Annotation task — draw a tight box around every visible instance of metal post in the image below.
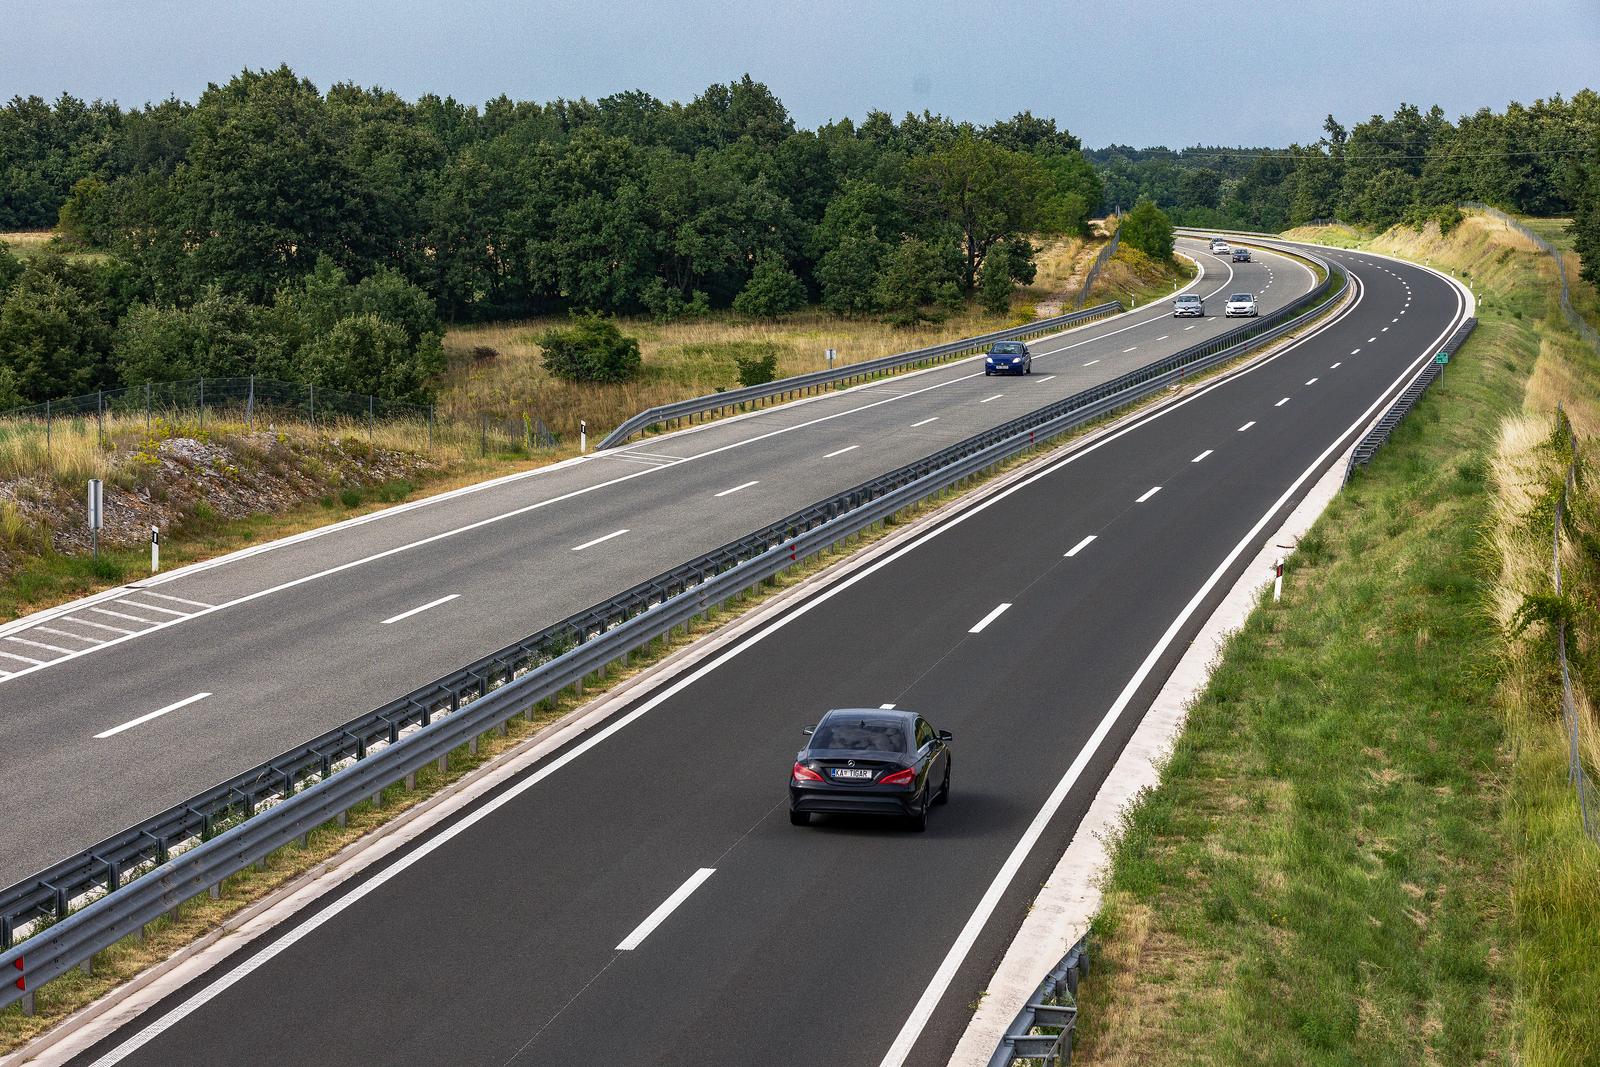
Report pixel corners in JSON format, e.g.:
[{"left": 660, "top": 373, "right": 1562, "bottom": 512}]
[
  {"left": 367, "top": 395, "right": 374, "bottom": 441},
  {"left": 199, "top": 377, "right": 205, "bottom": 429},
  {"left": 480, "top": 414, "right": 487, "bottom": 456},
  {"left": 427, "top": 406, "right": 434, "bottom": 451},
  {"left": 46, "top": 398, "right": 51, "bottom": 456},
  {"left": 97, "top": 389, "right": 104, "bottom": 442},
  {"left": 309, "top": 382, "right": 315, "bottom": 425},
  {"left": 146, "top": 381, "right": 151, "bottom": 428},
  {"left": 247, "top": 375, "right": 256, "bottom": 429}
]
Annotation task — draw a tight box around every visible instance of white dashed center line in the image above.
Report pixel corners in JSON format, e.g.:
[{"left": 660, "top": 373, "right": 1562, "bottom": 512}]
[
  {"left": 979, "top": 394, "right": 1004, "bottom": 404},
  {"left": 1238, "top": 421, "right": 1255, "bottom": 432},
  {"left": 1122, "top": 346, "right": 1138, "bottom": 353},
  {"left": 95, "top": 692, "right": 211, "bottom": 739},
  {"left": 1083, "top": 359, "right": 1100, "bottom": 367},
  {"left": 823, "top": 445, "right": 859, "bottom": 458},
  {"left": 1305, "top": 378, "right": 1319, "bottom": 385},
  {"left": 911, "top": 417, "right": 939, "bottom": 428},
  {"left": 1275, "top": 398, "right": 1290, "bottom": 407},
  {"left": 1331, "top": 362, "right": 1342, "bottom": 369},
  {"left": 1034, "top": 375, "right": 1056, "bottom": 382},
  {"left": 1064, "top": 535, "right": 1097, "bottom": 558},
  {"left": 1191, "top": 450, "right": 1213, "bottom": 463},
  {"left": 1135, "top": 486, "right": 1162, "bottom": 503},
  {"left": 968, "top": 603, "right": 1013, "bottom": 634},
  {"left": 572, "top": 529, "right": 630, "bottom": 552},
  {"left": 615, "top": 868, "right": 717, "bottom": 951},
  {"left": 714, "top": 480, "right": 760, "bottom": 498},
  {"left": 380, "top": 594, "right": 460, "bottom": 626}
]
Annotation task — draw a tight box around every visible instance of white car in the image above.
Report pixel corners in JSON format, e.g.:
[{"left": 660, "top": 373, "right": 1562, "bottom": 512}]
[
  {"left": 1210, "top": 238, "right": 1231, "bottom": 255},
  {"left": 1225, "top": 293, "right": 1259, "bottom": 317}
]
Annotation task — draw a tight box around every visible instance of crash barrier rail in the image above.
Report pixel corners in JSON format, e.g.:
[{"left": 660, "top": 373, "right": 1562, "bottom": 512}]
[
  {"left": 1072, "top": 230, "right": 1121, "bottom": 310},
  {"left": 1342, "top": 318, "right": 1478, "bottom": 480},
  {"left": 595, "top": 301, "right": 1124, "bottom": 450},
  {"left": 1467, "top": 203, "right": 1600, "bottom": 354},
  {"left": 0, "top": 375, "right": 556, "bottom": 455},
  {"left": 988, "top": 935, "right": 1091, "bottom": 1066},
  {"left": 1552, "top": 408, "right": 1600, "bottom": 843},
  {"left": 0, "top": 248, "right": 1342, "bottom": 1014}
]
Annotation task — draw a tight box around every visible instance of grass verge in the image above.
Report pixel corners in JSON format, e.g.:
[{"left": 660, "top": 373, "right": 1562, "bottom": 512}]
[{"left": 1074, "top": 211, "right": 1600, "bottom": 1065}]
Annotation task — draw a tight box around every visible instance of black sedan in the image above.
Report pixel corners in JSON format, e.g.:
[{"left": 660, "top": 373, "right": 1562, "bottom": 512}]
[{"left": 789, "top": 709, "right": 951, "bottom": 831}]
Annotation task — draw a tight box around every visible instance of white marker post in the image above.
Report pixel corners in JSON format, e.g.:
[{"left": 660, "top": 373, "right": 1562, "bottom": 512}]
[
  {"left": 826, "top": 347, "right": 836, "bottom": 370},
  {"left": 87, "top": 478, "right": 104, "bottom": 559},
  {"left": 1272, "top": 556, "right": 1284, "bottom": 603},
  {"left": 580, "top": 419, "right": 588, "bottom": 454},
  {"left": 151, "top": 525, "right": 160, "bottom": 574}
]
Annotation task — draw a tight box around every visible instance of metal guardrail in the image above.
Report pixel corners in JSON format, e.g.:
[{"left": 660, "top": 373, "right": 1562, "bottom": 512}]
[
  {"left": 0, "top": 247, "right": 1342, "bottom": 1014},
  {"left": 595, "top": 302, "right": 1124, "bottom": 449},
  {"left": 1552, "top": 409, "right": 1600, "bottom": 843},
  {"left": 1343, "top": 318, "right": 1477, "bottom": 480},
  {"left": 988, "top": 935, "right": 1090, "bottom": 1066}
]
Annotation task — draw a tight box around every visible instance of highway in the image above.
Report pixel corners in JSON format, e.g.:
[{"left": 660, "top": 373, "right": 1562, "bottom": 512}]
[
  {"left": 0, "top": 239, "right": 1313, "bottom": 886},
  {"left": 54, "top": 243, "right": 1468, "bottom": 1065}
]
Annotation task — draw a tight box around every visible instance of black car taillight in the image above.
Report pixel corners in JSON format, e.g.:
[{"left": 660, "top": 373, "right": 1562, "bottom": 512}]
[
  {"left": 792, "top": 762, "right": 825, "bottom": 783},
  {"left": 879, "top": 767, "right": 916, "bottom": 786}
]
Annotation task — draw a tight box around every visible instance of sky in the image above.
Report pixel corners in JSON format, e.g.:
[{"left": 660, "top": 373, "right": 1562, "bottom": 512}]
[{"left": 5, "top": 0, "right": 1598, "bottom": 148}]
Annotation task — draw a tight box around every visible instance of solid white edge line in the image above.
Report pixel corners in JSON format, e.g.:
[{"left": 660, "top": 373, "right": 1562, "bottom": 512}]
[
  {"left": 823, "top": 446, "right": 859, "bottom": 458},
  {"left": 379, "top": 594, "right": 461, "bottom": 626},
  {"left": 876, "top": 258, "right": 1467, "bottom": 1067},
  {"left": 1063, "top": 536, "right": 1096, "bottom": 558},
  {"left": 714, "top": 480, "right": 760, "bottom": 498},
  {"left": 94, "top": 693, "right": 212, "bottom": 740},
  {"left": 571, "top": 529, "right": 630, "bottom": 552},
  {"left": 1135, "top": 486, "right": 1162, "bottom": 502},
  {"left": 614, "top": 868, "right": 717, "bottom": 951},
  {"left": 967, "top": 603, "right": 1013, "bottom": 634}
]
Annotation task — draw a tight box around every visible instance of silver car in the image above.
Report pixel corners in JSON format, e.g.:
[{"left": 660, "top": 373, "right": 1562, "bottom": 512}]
[
  {"left": 1173, "top": 294, "right": 1204, "bottom": 317},
  {"left": 1209, "top": 239, "right": 1231, "bottom": 255},
  {"left": 1224, "top": 293, "right": 1258, "bottom": 317}
]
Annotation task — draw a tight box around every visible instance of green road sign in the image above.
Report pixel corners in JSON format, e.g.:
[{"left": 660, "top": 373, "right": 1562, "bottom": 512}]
[{"left": 1434, "top": 352, "right": 1450, "bottom": 364}]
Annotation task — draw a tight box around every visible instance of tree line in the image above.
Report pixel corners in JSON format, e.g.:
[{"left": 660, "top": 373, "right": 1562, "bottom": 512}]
[{"left": 0, "top": 68, "right": 1108, "bottom": 404}]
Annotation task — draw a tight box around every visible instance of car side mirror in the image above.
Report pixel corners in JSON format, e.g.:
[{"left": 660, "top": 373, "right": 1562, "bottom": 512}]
[
  {"left": 802, "top": 725, "right": 815, "bottom": 736},
  {"left": 938, "top": 730, "right": 953, "bottom": 743}
]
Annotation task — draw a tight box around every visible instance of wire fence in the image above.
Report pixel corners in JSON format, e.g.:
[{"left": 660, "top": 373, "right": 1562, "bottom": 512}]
[
  {"left": 1552, "top": 408, "right": 1600, "bottom": 843},
  {"left": 1073, "top": 229, "right": 1122, "bottom": 310},
  {"left": 1467, "top": 202, "right": 1600, "bottom": 355},
  {"left": 0, "top": 375, "right": 557, "bottom": 457}
]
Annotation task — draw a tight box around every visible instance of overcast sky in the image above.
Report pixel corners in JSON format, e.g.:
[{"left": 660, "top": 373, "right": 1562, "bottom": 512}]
[{"left": 5, "top": 0, "right": 1597, "bottom": 147}]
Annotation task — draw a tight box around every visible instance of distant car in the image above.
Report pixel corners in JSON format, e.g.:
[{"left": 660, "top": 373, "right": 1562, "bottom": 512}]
[
  {"left": 1231, "top": 246, "right": 1252, "bottom": 262},
  {"left": 1225, "top": 293, "right": 1259, "bottom": 317},
  {"left": 985, "top": 340, "right": 1032, "bottom": 376},
  {"left": 789, "top": 709, "right": 952, "bottom": 831},
  {"left": 1173, "top": 294, "right": 1205, "bottom": 317},
  {"left": 1210, "top": 238, "right": 1231, "bottom": 255}
]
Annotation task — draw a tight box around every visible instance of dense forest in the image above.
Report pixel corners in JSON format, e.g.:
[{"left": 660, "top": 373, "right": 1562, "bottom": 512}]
[{"left": 0, "top": 71, "right": 1596, "bottom": 412}]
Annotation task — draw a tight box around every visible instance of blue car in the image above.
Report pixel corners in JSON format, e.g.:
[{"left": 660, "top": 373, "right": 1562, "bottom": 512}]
[{"left": 985, "top": 340, "right": 1032, "bottom": 376}]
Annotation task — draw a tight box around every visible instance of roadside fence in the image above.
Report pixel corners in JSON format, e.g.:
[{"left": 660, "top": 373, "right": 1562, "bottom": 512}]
[
  {"left": 1073, "top": 230, "right": 1122, "bottom": 310},
  {"left": 0, "top": 376, "right": 556, "bottom": 457},
  {"left": 1465, "top": 203, "right": 1600, "bottom": 355},
  {"left": 0, "top": 246, "right": 1344, "bottom": 1016},
  {"left": 1552, "top": 407, "right": 1600, "bottom": 842}
]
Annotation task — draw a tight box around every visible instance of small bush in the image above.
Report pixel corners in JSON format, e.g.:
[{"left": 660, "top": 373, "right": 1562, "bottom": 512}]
[
  {"left": 537, "top": 312, "right": 642, "bottom": 384},
  {"left": 339, "top": 487, "right": 363, "bottom": 507},
  {"left": 734, "top": 348, "right": 780, "bottom": 387}
]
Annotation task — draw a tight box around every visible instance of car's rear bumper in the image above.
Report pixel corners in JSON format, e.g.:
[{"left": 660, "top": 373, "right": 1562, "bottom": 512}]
[{"left": 790, "top": 786, "right": 919, "bottom": 816}]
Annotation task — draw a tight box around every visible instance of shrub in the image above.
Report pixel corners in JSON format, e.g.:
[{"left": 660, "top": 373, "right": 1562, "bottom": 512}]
[
  {"left": 733, "top": 347, "right": 779, "bottom": 387},
  {"left": 732, "top": 253, "right": 806, "bottom": 318},
  {"left": 1120, "top": 199, "right": 1175, "bottom": 261},
  {"left": 537, "top": 312, "right": 642, "bottom": 384}
]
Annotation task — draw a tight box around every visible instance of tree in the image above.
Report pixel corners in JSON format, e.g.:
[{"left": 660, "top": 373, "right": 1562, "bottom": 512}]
[
  {"left": 733, "top": 252, "right": 806, "bottom": 317},
  {"left": 1119, "top": 199, "right": 1175, "bottom": 261},
  {"left": 816, "top": 233, "right": 886, "bottom": 315},
  {"left": 0, "top": 245, "right": 22, "bottom": 297},
  {"left": 114, "top": 289, "right": 272, "bottom": 384},
  {"left": 301, "top": 313, "right": 440, "bottom": 401},
  {"left": 1572, "top": 151, "right": 1600, "bottom": 291},
  {"left": 0, "top": 255, "right": 121, "bottom": 400},
  {"left": 874, "top": 238, "right": 962, "bottom": 324},
  {"left": 908, "top": 133, "right": 1049, "bottom": 291},
  {"left": 537, "top": 312, "right": 642, "bottom": 383}
]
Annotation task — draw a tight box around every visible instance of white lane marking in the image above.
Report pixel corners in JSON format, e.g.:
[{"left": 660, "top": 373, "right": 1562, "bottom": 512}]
[
  {"left": 37, "top": 626, "right": 105, "bottom": 644},
  {"left": 714, "top": 480, "right": 760, "bottom": 498},
  {"left": 1082, "top": 359, "right": 1101, "bottom": 367},
  {"left": 90, "top": 607, "right": 156, "bottom": 624},
  {"left": 615, "top": 868, "right": 717, "bottom": 951},
  {"left": 1391, "top": 317, "right": 1399, "bottom": 322},
  {"left": 1156, "top": 335, "right": 1170, "bottom": 340},
  {"left": 979, "top": 394, "right": 1004, "bottom": 404},
  {"left": 1, "top": 650, "right": 46, "bottom": 665},
  {"left": 117, "top": 599, "right": 190, "bottom": 617},
  {"left": 1351, "top": 348, "right": 1361, "bottom": 354},
  {"left": 1305, "top": 378, "right": 1319, "bottom": 385},
  {"left": 1191, "top": 450, "right": 1213, "bottom": 463},
  {"left": 968, "top": 603, "right": 1013, "bottom": 634},
  {"left": 880, "top": 703, "right": 897, "bottom": 709},
  {"left": 571, "top": 529, "right": 631, "bottom": 552},
  {"left": 380, "top": 594, "right": 460, "bottom": 626},
  {"left": 876, "top": 270, "right": 1467, "bottom": 1067},
  {"left": 1275, "top": 397, "right": 1290, "bottom": 407},
  {"left": 1064, "top": 535, "right": 1097, "bottom": 558},
  {"left": 1381, "top": 326, "right": 1390, "bottom": 332},
  {"left": 136, "top": 592, "right": 215, "bottom": 609},
  {"left": 1400, "top": 309, "right": 1407, "bottom": 315},
  {"left": 1367, "top": 337, "right": 1377, "bottom": 343},
  {"left": 6, "top": 636, "right": 73, "bottom": 655},
  {"left": 823, "top": 446, "right": 859, "bottom": 458},
  {"left": 1238, "top": 421, "right": 1255, "bottom": 432},
  {"left": 1135, "top": 486, "right": 1162, "bottom": 503},
  {"left": 911, "top": 417, "right": 939, "bottom": 428},
  {"left": 1331, "top": 362, "right": 1342, "bottom": 369},
  {"left": 1034, "top": 375, "right": 1057, "bottom": 383},
  {"left": 1184, "top": 324, "right": 1197, "bottom": 330},
  {"left": 65, "top": 615, "right": 135, "bottom": 635},
  {"left": 94, "top": 692, "right": 212, "bottom": 739},
  {"left": 1122, "top": 346, "right": 1138, "bottom": 353},
  {"left": 86, "top": 261, "right": 1382, "bottom": 1067}
]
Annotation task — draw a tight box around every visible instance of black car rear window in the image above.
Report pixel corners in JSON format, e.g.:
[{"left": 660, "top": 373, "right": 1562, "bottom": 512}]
[{"left": 811, "top": 719, "right": 908, "bottom": 752}]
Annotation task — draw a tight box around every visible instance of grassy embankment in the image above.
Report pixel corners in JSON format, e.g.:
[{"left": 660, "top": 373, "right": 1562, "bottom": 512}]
[{"left": 1073, "top": 211, "right": 1600, "bottom": 1065}]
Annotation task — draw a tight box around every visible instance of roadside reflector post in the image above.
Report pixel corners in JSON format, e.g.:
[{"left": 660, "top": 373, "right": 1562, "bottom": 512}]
[
  {"left": 580, "top": 419, "right": 588, "bottom": 454},
  {"left": 87, "top": 478, "right": 104, "bottom": 559},
  {"left": 1273, "top": 555, "right": 1284, "bottom": 603},
  {"left": 826, "top": 347, "right": 836, "bottom": 371},
  {"left": 151, "top": 525, "right": 161, "bottom": 573}
]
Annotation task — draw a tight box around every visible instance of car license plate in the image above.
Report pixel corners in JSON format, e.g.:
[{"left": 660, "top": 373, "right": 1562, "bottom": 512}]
[{"left": 832, "top": 768, "right": 872, "bottom": 779}]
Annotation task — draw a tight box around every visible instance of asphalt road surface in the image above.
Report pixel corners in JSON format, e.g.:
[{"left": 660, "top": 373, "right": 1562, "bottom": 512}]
[
  {"left": 60, "top": 243, "right": 1467, "bottom": 1065},
  {"left": 0, "top": 239, "right": 1312, "bottom": 885}
]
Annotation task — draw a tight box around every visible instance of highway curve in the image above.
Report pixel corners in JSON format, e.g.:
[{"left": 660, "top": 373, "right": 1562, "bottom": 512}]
[
  {"left": 0, "top": 239, "right": 1312, "bottom": 885},
  {"left": 54, "top": 243, "right": 1468, "bottom": 1065}
]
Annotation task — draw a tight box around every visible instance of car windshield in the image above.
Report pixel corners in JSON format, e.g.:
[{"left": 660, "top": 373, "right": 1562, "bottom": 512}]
[
  {"left": 1231, "top": 294, "right": 1253, "bottom": 301},
  {"left": 1177, "top": 296, "right": 1200, "bottom": 303},
  {"left": 810, "top": 719, "right": 908, "bottom": 753},
  {"left": 991, "top": 342, "right": 1024, "bottom": 354}
]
